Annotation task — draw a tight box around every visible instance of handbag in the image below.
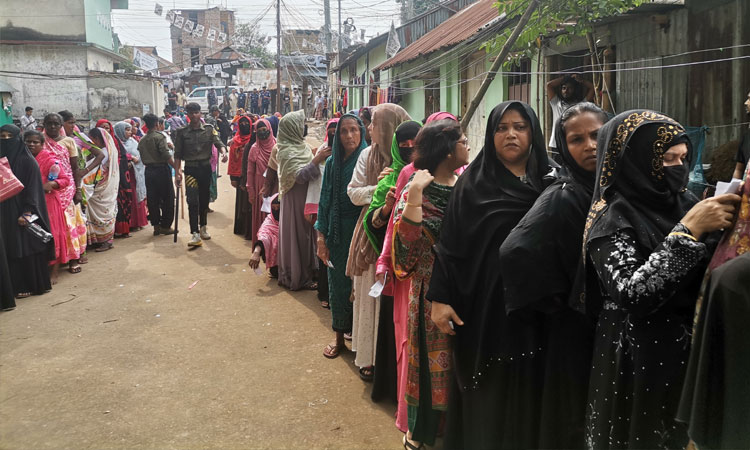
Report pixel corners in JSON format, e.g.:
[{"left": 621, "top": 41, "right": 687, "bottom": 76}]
[{"left": 0, "top": 156, "right": 24, "bottom": 202}]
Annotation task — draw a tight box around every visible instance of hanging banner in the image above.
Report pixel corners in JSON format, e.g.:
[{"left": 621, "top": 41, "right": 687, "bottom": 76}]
[
  {"left": 154, "top": 3, "right": 163, "bottom": 16},
  {"left": 217, "top": 32, "right": 227, "bottom": 44},
  {"left": 165, "top": 10, "right": 175, "bottom": 23},
  {"left": 133, "top": 48, "right": 159, "bottom": 72},
  {"left": 204, "top": 65, "right": 215, "bottom": 75},
  {"left": 221, "top": 62, "right": 231, "bottom": 69},
  {"left": 173, "top": 15, "right": 185, "bottom": 29},
  {"left": 230, "top": 60, "right": 240, "bottom": 66},
  {"left": 184, "top": 20, "right": 195, "bottom": 33},
  {"left": 193, "top": 24, "right": 205, "bottom": 38},
  {"left": 221, "top": 72, "right": 230, "bottom": 78},
  {"left": 386, "top": 21, "right": 401, "bottom": 58},
  {"left": 207, "top": 28, "right": 217, "bottom": 42}
]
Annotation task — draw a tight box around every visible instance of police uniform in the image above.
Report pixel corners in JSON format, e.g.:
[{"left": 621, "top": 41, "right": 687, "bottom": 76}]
[
  {"left": 138, "top": 130, "right": 175, "bottom": 233},
  {"left": 173, "top": 122, "right": 225, "bottom": 236}
]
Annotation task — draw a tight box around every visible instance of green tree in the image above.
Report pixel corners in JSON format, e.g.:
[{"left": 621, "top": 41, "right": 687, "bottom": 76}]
[
  {"left": 232, "top": 22, "right": 275, "bottom": 68},
  {"left": 462, "top": 0, "right": 644, "bottom": 128}
]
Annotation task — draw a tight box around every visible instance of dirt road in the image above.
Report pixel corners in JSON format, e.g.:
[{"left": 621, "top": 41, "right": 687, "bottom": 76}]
[{"left": 0, "top": 130, "right": 402, "bottom": 449}]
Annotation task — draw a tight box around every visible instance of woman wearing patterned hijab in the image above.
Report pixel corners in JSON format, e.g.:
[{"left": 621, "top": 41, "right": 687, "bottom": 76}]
[{"left": 581, "top": 110, "right": 740, "bottom": 449}]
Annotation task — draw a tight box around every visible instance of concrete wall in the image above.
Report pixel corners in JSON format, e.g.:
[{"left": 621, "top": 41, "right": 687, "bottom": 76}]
[
  {"left": 84, "top": 0, "right": 116, "bottom": 51},
  {"left": 0, "top": 0, "right": 85, "bottom": 42},
  {"left": 88, "top": 76, "right": 165, "bottom": 124},
  {"left": 0, "top": 45, "right": 90, "bottom": 119}
]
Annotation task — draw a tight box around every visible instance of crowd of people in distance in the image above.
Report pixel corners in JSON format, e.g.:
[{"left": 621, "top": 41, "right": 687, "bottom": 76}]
[{"left": 2, "top": 84, "right": 749, "bottom": 450}]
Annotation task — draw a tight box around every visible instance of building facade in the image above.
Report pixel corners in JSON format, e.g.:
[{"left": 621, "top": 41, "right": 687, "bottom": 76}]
[{"left": 170, "top": 7, "right": 236, "bottom": 70}]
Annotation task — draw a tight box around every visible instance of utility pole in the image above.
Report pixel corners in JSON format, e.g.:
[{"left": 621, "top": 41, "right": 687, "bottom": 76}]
[
  {"left": 276, "top": 0, "right": 281, "bottom": 112},
  {"left": 323, "top": 0, "right": 332, "bottom": 54},
  {"left": 336, "top": 0, "right": 342, "bottom": 115}
]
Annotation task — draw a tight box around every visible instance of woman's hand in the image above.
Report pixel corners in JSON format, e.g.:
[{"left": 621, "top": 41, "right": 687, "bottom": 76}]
[
  {"left": 409, "top": 170, "right": 434, "bottom": 195},
  {"left": 378, "top": 167, "right": 394, "bottom": 181},
  {"left": 317, "top": 238, "right": 330, "bottom": 264},
  {"left": 248, "top": 247, "right": 262, "bottom": 270},
  {"left": 43, "top": 181, "right": 57, "bottom": 193},
  {"left": 305, "top": 213, "right": 317, "bottom": 225},
  {"left": 312, "top": 147, "right": 331, "bottom": 165},
  {"left": 680, "top": 193, "right": 741, "bottom": 238},
  {"left": 431, "top": 301, "right": 463, "bottom": 336},
  {"left": 132, "top": 156, "right": 140, "bottom": 164},
  {"left": 231, "top": 180, "right": 238, "bottom": 188},
  {"left": 383, "top": 186, "right": 397, "bottom": 215}
]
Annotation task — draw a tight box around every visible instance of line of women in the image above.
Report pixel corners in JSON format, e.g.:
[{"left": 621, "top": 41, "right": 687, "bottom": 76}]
[
  {"left": 0, "top": 113, "right": 150, "bottom": 310},
  {"left": 256, "top": 100, "right": 748, "bottom": 450}
]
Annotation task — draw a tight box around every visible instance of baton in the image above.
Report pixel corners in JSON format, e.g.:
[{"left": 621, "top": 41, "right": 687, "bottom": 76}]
[{"left": 174, "top": 179, "right": 180, "bottom": 243}]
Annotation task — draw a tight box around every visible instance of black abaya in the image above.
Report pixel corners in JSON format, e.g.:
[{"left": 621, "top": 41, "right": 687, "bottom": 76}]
[
  {"left": 0, "top": 124, "right": 53, "bottom": 297},
  {"left": 427, "top": 102, "right": 555, "bottom": 449},
  {"left": 0, "top": 226, "right": 16, "bottom": 310},
  {"left": 233, "top": 135, "right": 255, "bottom": 240},
  {"left": 371, "top": 294, "right": 398, "bottom": 404}
]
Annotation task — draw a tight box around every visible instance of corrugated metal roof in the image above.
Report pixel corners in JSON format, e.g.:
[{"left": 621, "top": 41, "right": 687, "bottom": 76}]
[{"left": 377, "top": 0, "right": 501, "bottom": 70}]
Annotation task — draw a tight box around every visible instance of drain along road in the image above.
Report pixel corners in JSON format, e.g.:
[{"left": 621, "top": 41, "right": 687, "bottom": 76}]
[{"left": 0, "top": 130, "right": 401, "bottom": 449}]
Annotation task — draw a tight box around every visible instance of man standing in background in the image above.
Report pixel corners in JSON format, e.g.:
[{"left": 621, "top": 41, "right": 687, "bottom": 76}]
[{"left": 20, "top": 106, "right": 37, "bottom": 131}]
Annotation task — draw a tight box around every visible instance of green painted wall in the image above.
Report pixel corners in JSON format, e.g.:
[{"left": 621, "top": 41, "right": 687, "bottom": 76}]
[
  {"left": 484, "top": 58, "right": 507, "bottom": 117},
  {"left": 440, "top": 58, "right": 460, "bottom": 115},
  {"left": 84, "top": 0, "right": 116, "bottom": 51}
]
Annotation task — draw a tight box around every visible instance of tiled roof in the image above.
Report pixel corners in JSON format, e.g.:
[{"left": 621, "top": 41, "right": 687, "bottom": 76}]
[{"left": 376, "top": 0, "right": 503, "bottom": 70}]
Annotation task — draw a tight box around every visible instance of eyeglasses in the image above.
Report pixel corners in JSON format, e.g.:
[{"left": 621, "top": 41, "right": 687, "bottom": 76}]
[{"left": 457, "top": 138, "right": 469, "bottom": 146}]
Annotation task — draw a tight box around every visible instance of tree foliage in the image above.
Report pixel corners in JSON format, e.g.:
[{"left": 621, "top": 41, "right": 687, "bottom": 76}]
[
  {"left": 483, "top": 0, "right": 645, "bottom": 65},
  {"left": 232, "top": 22, "right": 275, "bottom": 68}
]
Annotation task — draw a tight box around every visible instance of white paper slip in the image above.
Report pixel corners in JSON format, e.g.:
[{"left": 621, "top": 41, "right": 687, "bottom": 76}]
[
  {"left": 325, "top": 260, "right": 334, "bottom": 269},
  {"left": 715, "top": 178, "right": 742, "bottom": 196},
  {"left": 261, "top": 196, "right": 273, "bottom": 213}
]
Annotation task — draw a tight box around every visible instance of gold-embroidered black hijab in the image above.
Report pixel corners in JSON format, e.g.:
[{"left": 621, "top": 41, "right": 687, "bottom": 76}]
[{"left": 584, "top": 109, "right": 697, "bottom": 254}]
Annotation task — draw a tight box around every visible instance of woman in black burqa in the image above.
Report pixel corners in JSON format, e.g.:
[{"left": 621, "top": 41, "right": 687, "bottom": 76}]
[
  {"left": 0, "top": 124, "right": 54, "bottom": 301},
  {"left": 579, "top": 110, "right": 740, "bottom": 449},
  {"left": 426, "top": 101, "right": 556, "bottom": 449},
  {"left": 499, "top": 102, "right": 607, "bottom": 448}
]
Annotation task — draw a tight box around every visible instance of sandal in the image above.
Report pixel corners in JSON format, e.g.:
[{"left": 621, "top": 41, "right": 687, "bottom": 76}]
[
  {"left": 95, "top": 242, "right": 114, "bottom": 252},
  {"left": 303, "top": 281, "right": 318, "bottom": 291},
  {"left": 16, "top": 292, "right": 31, "bottom": 299},
  {"left": 68, "top": 264, "right": 81, "bottom": 274},
  {"left": 77, "top": 255, "right": 88, "bottom": 265},
  {"left": 403, "top": 435, "right": 424, "bottom": 450},
  {"left": 323, "top": 343, "right": 342, "bottom": 359},
  {"left": 343, "top": 332, "right": 352, "bottom": 341},
  {"left": 320, "top": 300, "right": 330, "bottom": 309},
  {"left": 359, "top": 366, "right": 374, "bottom": 382}
]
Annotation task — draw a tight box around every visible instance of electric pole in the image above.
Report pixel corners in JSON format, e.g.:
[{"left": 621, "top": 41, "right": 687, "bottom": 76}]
[
  {"left": 323, "top": 0, "right": 332, "bottom": 54},
  {"left": 276, "top": 0, "right": 281, "bottom": 112},
  {"left": 337, "top": 0, "right": 342, "bottom": 53}
]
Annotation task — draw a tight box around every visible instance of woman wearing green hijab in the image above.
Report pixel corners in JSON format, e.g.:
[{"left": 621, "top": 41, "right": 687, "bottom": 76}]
[{"left": 315, "top": 114, "right": 368, "bottom": 359}]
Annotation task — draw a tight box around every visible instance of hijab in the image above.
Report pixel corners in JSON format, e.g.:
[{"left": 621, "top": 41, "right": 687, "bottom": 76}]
[
  {"left": 363, "top": 120, "right": 422, "bottom": 251},
  {"left": 583, "top": 110, "right": 695, "bottom": 255},
  {"left": 0, "top": 124, "right": 54, "bottom": 259},
  {"left": 276, "top": 110, "right": 312, "bottom": 196},
  {"left": 249, "top": 118, "right": 276, "bottom": 170},
  {"left": 324, "top": 118, "right": 339, "bottom": 144},
  {"left": 228, "top": 116, "right": 252, "bottom": 177},
  {"left": 366, "top": 103, "right": 410, "bottom": 185},
  {"left": 425, "top": 111, "right": 458, "bottom": 123},
  {"left": 316, "top": 114, "right": 368, "bottom": 246},
  {"left": 429, "top": 101, "right": 553, "bottom": 391},
  {"left": 266, "top": 115, "right": 280, "bottom": 138},
  {"left": 500, "top": 114, "right": 605, "bottom": 314},
  {"left": 96, "top": 119, "right": 115, "bottom": 138},
  {"left": 115, "top": 121, "right": 146, "bottom": 202}
]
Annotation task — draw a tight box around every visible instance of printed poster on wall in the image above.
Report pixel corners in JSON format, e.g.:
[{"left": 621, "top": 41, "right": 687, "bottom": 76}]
[
  {"left": 173, "top": 15, "right": 184, "bottom": 29},
  {"left": 217, "top": 32, "right": 227, "bottom": 44},
  {"left": 222, "top": 62, "right": 231, "bottom": 69}
]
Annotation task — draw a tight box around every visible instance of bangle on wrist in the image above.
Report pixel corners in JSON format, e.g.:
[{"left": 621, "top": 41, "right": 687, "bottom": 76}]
[
  {"left": 406, "top": 202, "right": 422, "bottom": 208},
  {"left": 669, "top": 231, "right": 697, "bottom": 242}
]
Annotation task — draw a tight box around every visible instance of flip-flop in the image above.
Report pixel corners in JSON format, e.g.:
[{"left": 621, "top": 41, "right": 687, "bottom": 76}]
[
  {"left": 15, "top": 292, "right": 31, "bottom": 299},
  {"left": 359, "top": 366, "right": 374, "bottom": 382},
  {"left": 68, "top": 265, "right": 81, "bottom": 274},
  {"left": 320, "top": 300, "right": 330, "bottom": 309},
  {"left": 303, "top": 282, "right": 318, "bottom": 291},
  {"left": 95, "top": 243, "right": 114, "bottom": 252},
  {"left": 343, "top": 332, "right": 352, "bottom": 341},
  {"left": 323, "top": 343, "right": 341, "bottom": 359},
  {"left": 77, "top": 256, "right": 88, "bottom": 265}
]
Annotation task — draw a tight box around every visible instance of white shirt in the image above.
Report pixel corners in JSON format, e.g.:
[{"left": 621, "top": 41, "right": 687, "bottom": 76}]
[
  {"left": 548, "top": 96, "right": 573, "bottom": 149},
  {"left": 20, "top": 114, "right": 36, "bottom": 131}
]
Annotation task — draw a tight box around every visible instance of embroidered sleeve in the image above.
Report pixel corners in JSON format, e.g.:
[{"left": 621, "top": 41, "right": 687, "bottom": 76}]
[
  {"left": 588, "top": 224, "right": 707, "bottom": 317},
  {"left": 392, "top": 187, "right": 431, "bottom": 280}
]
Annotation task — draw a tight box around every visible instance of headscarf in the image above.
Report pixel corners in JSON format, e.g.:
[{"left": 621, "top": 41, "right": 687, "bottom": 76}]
[
  {"left": 83, "top": 127, "right": 121, "bottom": 243},
  {"left": 266, "top": 115, "right": 280, "bottom": 137},
  {"left": 366, "top": 103, "right": 410, "bottom": 185},
  {"left": 500, "top": 114, "right": 606, "bottom": 314},
  {"left": 228, "top": 116, "right": 252, "bottom": 177},
  {"left": 129, "top": 117, "right": 144, "bottom": 140},
  {"left": 114, "top": 121, "right": 146, "bottom": 202},
  {"left": 256, "top": 193, "right": 280, "bottom": 268},
  {"left": 428, "top": 101, "right": 553, "bottom": 391},
  {"left": 425, "top": 111, "right": 458, "bottom": 123},
  {"left": 324, "top": 118, "right": 339, "bottom": 143},
  {"left": 96, "top": 119, "right": 115, "bottom": 138},
  {"left": 0, "top": 124, "right": 53, "bottom": 259},
  {"left": 363, "top": 120, "right": 422, "bottom": 251},
  {"left": 42, "top": 130, "right": 76, "bottom": 208},
  {"left": 582, "top": 110, "right": 695, "bottom": 258},
  {"left": 315, "top": 114, "right": 368, "bottom": 245},
  {"left": 247, "top": 118, "right": 276, "bottom": 185},
  {"left": 276, "top": 110, "right": 312, "bottom": 196}
]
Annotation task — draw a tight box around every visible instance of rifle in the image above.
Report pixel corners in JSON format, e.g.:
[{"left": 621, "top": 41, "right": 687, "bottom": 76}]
[{"left": 174, "top": 179, "right": 180, "bottom": 243}]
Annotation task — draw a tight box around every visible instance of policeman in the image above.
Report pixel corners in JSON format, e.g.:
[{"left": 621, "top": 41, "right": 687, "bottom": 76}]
[
  {"left": 138, "top": 113, "right": 179, "bottom": 236},
  {"left": 172, "top": 102, "right": 228, "bottom": 247}
]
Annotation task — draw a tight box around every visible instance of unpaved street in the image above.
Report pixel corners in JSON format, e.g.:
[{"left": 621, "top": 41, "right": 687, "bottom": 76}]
[{"left": 0, "top": 131, "right": 401, "bottom": 449}]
